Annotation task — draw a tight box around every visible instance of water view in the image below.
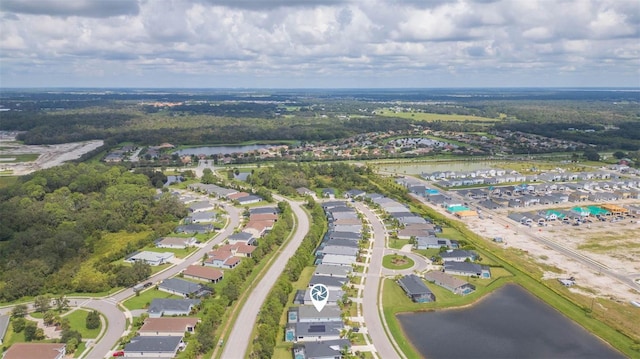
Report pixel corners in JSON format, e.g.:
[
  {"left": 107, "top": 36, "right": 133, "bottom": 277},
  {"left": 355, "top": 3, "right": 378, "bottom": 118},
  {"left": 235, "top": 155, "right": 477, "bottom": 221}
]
[
  {"left": 173, "top": 144, "right": 272, "bottom": 156},
  {"left": 397, "top": 284, "right": 623, "bottom": 359}
]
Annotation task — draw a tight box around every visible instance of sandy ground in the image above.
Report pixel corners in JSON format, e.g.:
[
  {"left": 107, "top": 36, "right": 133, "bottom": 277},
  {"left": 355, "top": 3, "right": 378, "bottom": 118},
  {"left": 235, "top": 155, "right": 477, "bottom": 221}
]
[
  {"left": 420, "top": 198, "right": 640, "bottom": 303},
  {"left": 0, "top": 135, "right": 103, "bottom": 175}
]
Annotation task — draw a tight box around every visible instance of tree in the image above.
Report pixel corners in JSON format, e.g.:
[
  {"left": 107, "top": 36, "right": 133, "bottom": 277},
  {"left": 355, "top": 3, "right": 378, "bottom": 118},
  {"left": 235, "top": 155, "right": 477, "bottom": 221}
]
[
  {"left": 12, "top": 317, "right": 26, "bottom": 333},
  {"left": 33, "top": 295, "right": 51, "bottom": 313},
  {"left": 54, "top": 295, "right": 69, "bottom": 312},
  {"left": 43, "top": 310, "right": 56, "bottom": 326},
  {"left": 86, "top": 310, "right": 100, "bottom": 330},
  {"left": 613, "top": 151, "right": 626, "bottom": 159},
  {"left": 24, "top": 322, "right": 39, "bottom": 341},
  {"left": 66, "top": 338, "right": 79, "bottom": 354},
  {"left": 583, "top": 149, "right": 600, "bottom": 161},
  {"left": 11, "top": 304, "right": 28, "bottom": 318}
]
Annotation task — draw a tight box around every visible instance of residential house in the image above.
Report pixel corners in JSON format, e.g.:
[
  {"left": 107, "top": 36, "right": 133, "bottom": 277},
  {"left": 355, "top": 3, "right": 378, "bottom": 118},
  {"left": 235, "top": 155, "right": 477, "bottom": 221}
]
[
  {"left": 397, "top": 274, "right": 435, "bottom": 303},
  {"left": 148, "top": 298, "right": 200, "bottom": 318},
  {"left": 285, "top": 322, "right": 344, "bottom": 342},
  {"left": 188, "top": 200, "right": 214, "bottom": 213},
  {"left": 226, "top": 231, "right": 256, "bottom": 246},
  {"left": 126, "top": 251, "right": 174, "bottom": 266},
  {"left": 124, "top": 336, "right": 184, "bottom": 358},
  {"left": 138, "top": 317, "right": 199, "bottom": 336},
  {"left": 440, "top": 249, "right": 476, "bottom": 262},
  {"left": 182, "top": 265, "right": 223, "bottom": 283},
  {"left": 174, "top": 224, "right": 215, "bottom": 234},
  {"left": 3, "top": 343, "right": 66, "bottom": 359},
  {"left": 317, "top": 245, "right": 358, "bottom": 258},
  {"left": 292, "top": 339, "right": 351, "bottom": 359},
  {"left": 415, "top": 236, "right": 451, "bottom": 250},
  {"left": 236, "top": 195, "right": 263, "bottom": 205},
  {"left": 287, "top": 305, "right": 343, "bottom": 324},
  {"left": 444, "top": 262, "right": 491, "bottom": 278},
  {"left": 249, "top": 206, "right": 280, "bottom": 215},
  {"left": 321, "top": 188, "right": 336, "bottom": 199},
  {"left": 158, "top": 278, "right": 212, "bottom": 298},
  {"left": 301, "top": 289, "right": 345, "bottom": 306},
  {"left": 155, "top": 237, "right": 197, "bottom": 249},
  {"left": 0, "top": 314, "right": 8, "bottom": 346},
  {"left": 296, "top": 187, "right": 314, "bottom": 196},
  {"left": 186, "top": 211, "right": 216, "bottom": 224},
  {"left": 308, "top": 275, "right": 347, "bottom": 291},
  {"left": 314, "top": 264, "right": 352, "bottom": 278},
  {"left": 321, "top": 254, "right": 357, "bottom": 267},
  {"left": 424, "top": 271, "right": 475, "bottom": 295},
  {"left": 344, "top": 189, "right": 366, "bottom": 199}
]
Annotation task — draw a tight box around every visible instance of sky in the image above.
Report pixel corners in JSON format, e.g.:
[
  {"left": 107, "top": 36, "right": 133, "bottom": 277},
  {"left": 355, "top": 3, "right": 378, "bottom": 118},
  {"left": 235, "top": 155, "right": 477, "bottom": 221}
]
[{"left": 0, "top": 0, "right": 639, "bottom": 88}]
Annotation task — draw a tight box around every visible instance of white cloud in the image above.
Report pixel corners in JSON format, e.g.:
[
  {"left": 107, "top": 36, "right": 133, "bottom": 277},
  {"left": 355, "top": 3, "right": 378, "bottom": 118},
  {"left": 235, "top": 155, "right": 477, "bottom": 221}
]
[{"left": 0, "top": 0, "right": 639, "bottom": 87}]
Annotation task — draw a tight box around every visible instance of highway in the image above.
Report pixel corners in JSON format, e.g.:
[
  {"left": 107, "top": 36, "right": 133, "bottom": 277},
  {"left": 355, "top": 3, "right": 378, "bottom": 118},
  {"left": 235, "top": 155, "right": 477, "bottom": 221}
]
[
  {"left": 353, "top": 202, "right": 404, "bottom": 359},
  {"left": 220, "top": 196, "right": 310, "bottom": 358}
]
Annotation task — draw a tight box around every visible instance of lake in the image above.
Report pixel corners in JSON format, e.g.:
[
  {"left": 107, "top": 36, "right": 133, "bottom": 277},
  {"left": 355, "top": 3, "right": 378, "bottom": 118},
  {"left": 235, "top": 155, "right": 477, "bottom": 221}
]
[
  {"left": 173, "top": 144, "right": 272, "bottom": 156},
  {"left": 397, "top": 284, "right": 624, "bottom": 359}
]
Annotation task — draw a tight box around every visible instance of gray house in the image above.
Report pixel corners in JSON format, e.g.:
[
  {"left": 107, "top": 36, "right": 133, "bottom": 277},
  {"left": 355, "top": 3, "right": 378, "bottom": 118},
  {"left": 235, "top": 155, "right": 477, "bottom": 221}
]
[
  {"left": 440, "top": 249, "right": 476, "bottom": 262},
  {"left": 397, "top": 274, "right": 435, "bottom": 303},
  {"left": 285, "top": 321, "right": 344, "bottom": 342},
  {"left": 292, "top": 339, "right": 351, "bottom": 359},
  {"left": 424, "top": 271, "right": 475, "bottom": 295},
  {"left": 314, "top": 264, "right": 352, "bottom": 278},
  {"left": 148, "top": 298, "right": 201, "bottom": 318},
  {"left": 444, "top": 262, "right": 491, "bottom": 278},
  {"left": 124, "top": 336, "right": 183, "bottom": 358},
  {"left": 158, "top": 278, "right": 211, "bottom": 298},
  {"left": 415, "top": 236, "right": 451, "bottom": 250},
  {"left": 287, "top": 305, "right": 343, "bottom": 324},
  {"left": 308, "top": 275, "right": 347, "bottom": 291},
  {"left": 0, "top": 314, "right": 9, "bottom": 346}
]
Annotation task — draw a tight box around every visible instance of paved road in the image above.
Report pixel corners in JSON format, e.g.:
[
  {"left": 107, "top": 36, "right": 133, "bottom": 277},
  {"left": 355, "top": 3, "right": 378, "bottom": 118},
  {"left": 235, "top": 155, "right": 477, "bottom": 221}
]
[
  {"left": 354, "top": 202, "right": 403, "bottom": 359},
  {"left": 83, "top": 202, "right": 241, "bottom": 359},
  {"left": 220, "top": 196, "right": 310, "bottom": 359},
  {"left": 410, "top": 191, "right": 640, "bottom": 293}
]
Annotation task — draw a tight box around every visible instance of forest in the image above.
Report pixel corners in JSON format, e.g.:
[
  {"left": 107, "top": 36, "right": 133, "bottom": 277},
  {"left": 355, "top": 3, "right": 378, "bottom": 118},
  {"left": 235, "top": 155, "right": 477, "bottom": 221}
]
[
  {"left": 1, "top": 88, "right": 638, "bottom": 151},
  {"left": 0, "top": 163, "right": 187, "bottom": 301}
]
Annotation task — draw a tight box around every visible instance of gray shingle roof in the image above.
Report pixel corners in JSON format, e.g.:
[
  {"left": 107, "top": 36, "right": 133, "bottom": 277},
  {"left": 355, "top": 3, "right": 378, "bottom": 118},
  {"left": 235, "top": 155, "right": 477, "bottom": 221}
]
[
  {"left": 148, "top": 298, "right": 200, "bottom": 316},
  {"left": 124, "top": 336, "right": 182, "bottom": 353},
  {"left": 398, "top": 274, "right": 432, "bottom": 296},
  {"left": 160, "top": 278, "right": 203, "bottom": 296}
]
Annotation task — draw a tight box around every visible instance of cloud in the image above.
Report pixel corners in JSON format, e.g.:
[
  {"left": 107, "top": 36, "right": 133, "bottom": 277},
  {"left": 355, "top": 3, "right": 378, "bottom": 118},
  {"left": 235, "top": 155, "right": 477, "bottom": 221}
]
[
  {"left": 0, "top": 0, "right": 139, "bottom": 18},
  {"left": 0, "top": 0, "right": 639, "bottom": 87}
]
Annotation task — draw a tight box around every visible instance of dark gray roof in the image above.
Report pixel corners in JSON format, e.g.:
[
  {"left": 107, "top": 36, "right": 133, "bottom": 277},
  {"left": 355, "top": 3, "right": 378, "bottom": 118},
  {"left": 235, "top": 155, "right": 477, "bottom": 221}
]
[
  {"left": 249, "top": 206, "right": 279, "bottom": 215},
  {"left": 228, "top": 231, "right": 254, "bottom": 241},
  {"left": 237, "top": 195, "right": 262, "bottom": 203},
  {"left": 295, "top": 321, "right": 344, "bottom": 337},
  {"left": 444, "top": 261, "right": 486, "bottom": 274},
  {"left": 328, "top": 231, "right": 361, "bottom": 240},
  {"left": 124, "top": 336, "right": 182, "bottom": 353},
  {"left": 303, "top": 339, "right": 351, "bottom": 358},
  {"left": 148, "top": 298, "right": 200, "bottom": 316},
  {"left": 440, "top": 249, "right": 475, "bottom": 259},
  {"left": 398, "top": 274, "right": 432, "bottom": 296},
  {"left": 160, "top": 278, "right": 206, "bottom": 296},
  {"left": 315, "top": 264, "right": 352, "bottom": 277},
  {"left": 309, "top": 275, "right": 346, "bottom": 288},
  {"left": 325, "top": 238, "right": 359, "bottom": 248},
  {"left": 175, "top": 224, "right": 214, "bottom": 233}
]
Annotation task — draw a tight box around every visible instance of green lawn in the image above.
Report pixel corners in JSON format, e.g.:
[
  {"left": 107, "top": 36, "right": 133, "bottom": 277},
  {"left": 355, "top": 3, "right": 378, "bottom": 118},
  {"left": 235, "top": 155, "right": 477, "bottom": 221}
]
[
  {"left": 64, "top": 309, "right": 101, "bottom": 339},
  {"left": 382, "top": 254, "right": 414, "bottom": 270},
  {"left": 388, "top": 238, "right": 410, "bottom": 249},
  {"left": 376, "top": 109, "right": 501, "bottom": 122},
  {"left": 0, "top": 153, "right": 40, "bottom": 162},
  {"left": 142, "top": 245, "right": 198, "bottom": 259},
  {"left": 123, "top": 289, "right": 181, "bottom": 310}
]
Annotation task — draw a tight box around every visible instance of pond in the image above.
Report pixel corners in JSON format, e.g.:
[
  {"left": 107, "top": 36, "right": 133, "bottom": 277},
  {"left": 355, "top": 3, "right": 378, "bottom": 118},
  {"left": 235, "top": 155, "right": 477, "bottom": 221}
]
[
  {"left": 173, "top": 144, "right": 272, "bottom": 156},
  {"left": 397, "top": 284, "right": 624, "bottom": 359}
]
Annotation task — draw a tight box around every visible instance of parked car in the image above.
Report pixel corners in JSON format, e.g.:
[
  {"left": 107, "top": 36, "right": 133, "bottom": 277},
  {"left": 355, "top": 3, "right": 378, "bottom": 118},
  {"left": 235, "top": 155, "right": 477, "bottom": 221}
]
[{"left": 113, "top": 351, "right": 125, "bottom": 357}]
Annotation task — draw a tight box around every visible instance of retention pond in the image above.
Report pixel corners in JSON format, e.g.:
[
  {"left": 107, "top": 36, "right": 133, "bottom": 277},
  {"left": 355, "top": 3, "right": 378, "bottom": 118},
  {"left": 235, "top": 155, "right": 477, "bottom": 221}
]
[{"left": 397, "top": 284, "right": 623, "bottom": 359}]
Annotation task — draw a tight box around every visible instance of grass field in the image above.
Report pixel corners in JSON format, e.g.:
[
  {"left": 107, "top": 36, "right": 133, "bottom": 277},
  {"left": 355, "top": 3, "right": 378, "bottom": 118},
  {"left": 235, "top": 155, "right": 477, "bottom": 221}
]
[
  {"left": 122, "top": 289, "right": 181, "bottom": 310},
  {"left": 382, "top": 254, "right": 414, "bottom": 270},
  {"left": 141, "top": 245, "right": 198, "bottom": 259},
  {"left": 64, "top": 309, "right": 101, "bottom": 339},
  {"left": 0, "top": 176, "right": 18, "bottom": 187},
  {"left": 0, "top": 153, "right": 40, "bottom": 162},
  {"left": 376, "top": 109, "right": 501, "bottom": 122}
]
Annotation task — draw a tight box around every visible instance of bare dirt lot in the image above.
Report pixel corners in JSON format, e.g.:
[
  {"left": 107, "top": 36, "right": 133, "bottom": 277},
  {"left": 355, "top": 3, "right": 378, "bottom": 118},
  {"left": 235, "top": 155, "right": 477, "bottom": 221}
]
[
  {"left": 462, "top": 203, "right": 640, "bottom": 303},
  {"left": 0, "top": 133, "right": 103, "bottom": 176}
]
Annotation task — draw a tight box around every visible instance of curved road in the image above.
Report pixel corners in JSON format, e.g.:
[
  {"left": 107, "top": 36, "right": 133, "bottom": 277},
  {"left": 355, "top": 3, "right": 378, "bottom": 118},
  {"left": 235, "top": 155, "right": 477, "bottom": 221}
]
[
  {"left": 220, "top": 196, "right": 310, "bottom": 358},
  {"left": 353, "top": 202, "right": 404, "bottom": 359},
  {"left": 83, "top": 203, "right": 241, "bottom": 359}
]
